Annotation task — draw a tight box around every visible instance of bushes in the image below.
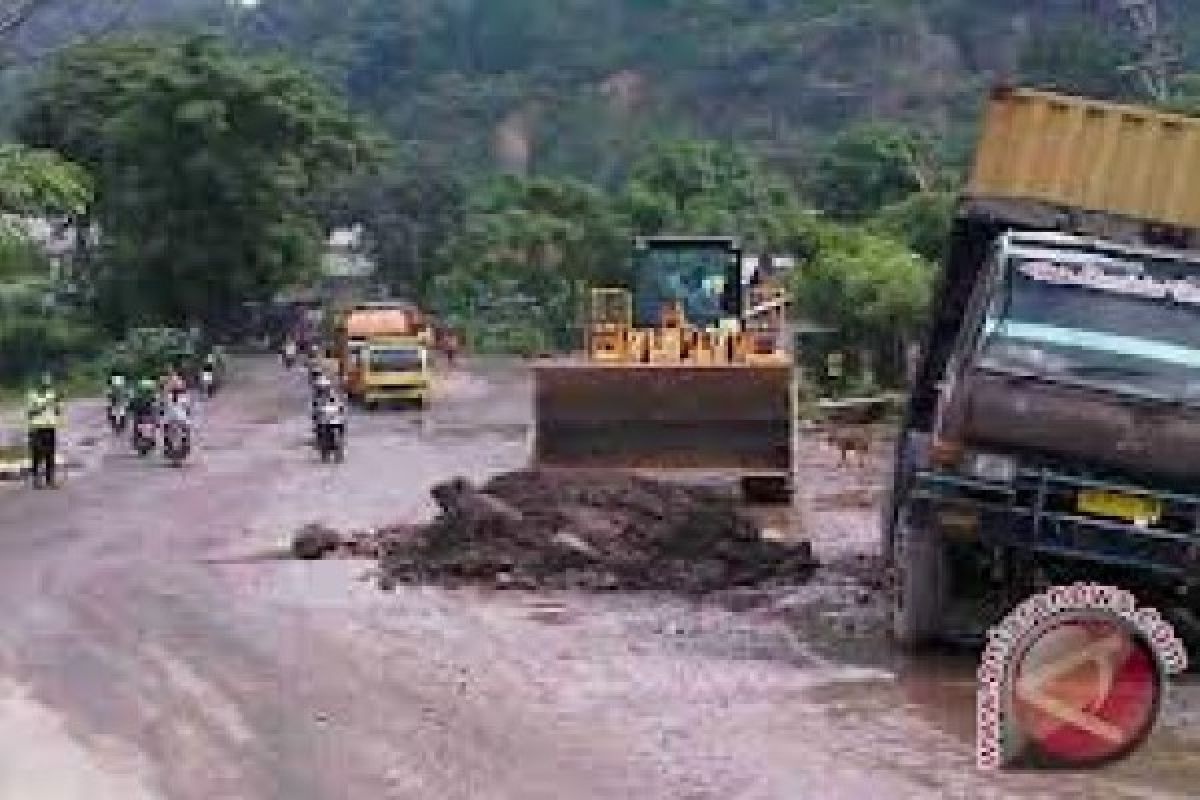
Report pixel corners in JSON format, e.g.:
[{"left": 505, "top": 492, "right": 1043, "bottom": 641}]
[
  {"left": 108, "top": 327, "right": 204, "bottom": 380},
  {"left": 0, "top": 314, "right": 100, "bottom": 385},
  {"left": 789, "top": 223, "right": 934, "bottom": 389}
]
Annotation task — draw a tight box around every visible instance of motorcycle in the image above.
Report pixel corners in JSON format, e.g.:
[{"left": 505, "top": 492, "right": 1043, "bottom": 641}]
[
  {"left": 107, "top": 400, "right": 129, "bottom": 433},
  {"left": 314, "top": 402, "right": 346, "bottom": 463},
  {"left": 200, "top": 367, "right": 216, "bottom": 398},
  {"left": 132, "top": 415, "right": 158, "bottom": 457},
  {"left": 163, "top": 419, "right": 191, "bottom": 467}
]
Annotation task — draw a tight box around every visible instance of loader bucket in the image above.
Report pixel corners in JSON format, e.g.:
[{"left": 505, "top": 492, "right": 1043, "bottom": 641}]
[{"left": 533, "top": 360, "right": 794, "bottom": 473}]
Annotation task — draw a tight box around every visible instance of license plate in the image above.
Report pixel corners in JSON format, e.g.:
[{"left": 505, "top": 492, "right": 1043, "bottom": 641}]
[{"left": 1077, "top": 490, "right": 1162, "bottom": 525}]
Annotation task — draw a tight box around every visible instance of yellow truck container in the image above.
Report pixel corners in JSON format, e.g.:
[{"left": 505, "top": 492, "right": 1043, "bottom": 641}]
[{"left": 967, "top": 87, "right": 1200, "bottom": 229}]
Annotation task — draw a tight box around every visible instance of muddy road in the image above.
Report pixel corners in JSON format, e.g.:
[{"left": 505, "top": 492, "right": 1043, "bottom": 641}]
[{"left": 0, "top": 357, "right": 1196, "bottom": 799}]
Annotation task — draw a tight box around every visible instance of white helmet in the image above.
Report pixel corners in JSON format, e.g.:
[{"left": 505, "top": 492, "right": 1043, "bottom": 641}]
[
  {"left": 314, "top": 374, "right": 332, "bottom": 391},
  {"left": 111, "top": 374, "right": 126, "bottom": 387}
]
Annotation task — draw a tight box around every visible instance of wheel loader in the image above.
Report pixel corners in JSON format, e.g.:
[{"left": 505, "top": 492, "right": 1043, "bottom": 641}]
[{"left": 533, "top": 236, "right": 794, "bottom": 502}]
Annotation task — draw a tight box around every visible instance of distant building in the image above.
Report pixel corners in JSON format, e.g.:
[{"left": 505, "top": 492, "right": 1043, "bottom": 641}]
[
  {"left": 742, "top": 254, "right": 797, "bottom": 286},
  {"left": 323, "top": 224, "right": 375, "bottom": 278}
]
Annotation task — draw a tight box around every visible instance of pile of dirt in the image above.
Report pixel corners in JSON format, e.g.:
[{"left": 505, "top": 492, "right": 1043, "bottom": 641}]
[
  {"left": 374, "top": 470, "right": 818, "bottom": 593},
  {"left": 291, "top": 523, "right": 387, "bottom": 560}
]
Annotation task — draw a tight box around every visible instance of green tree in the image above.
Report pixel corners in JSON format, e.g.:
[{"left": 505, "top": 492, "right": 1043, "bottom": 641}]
[
  {"left": 433, "top": 175, "right": 628, "bottom": 350},
  {"left": 0, "top": 143, "right": 90, "bottom": 216},
  {"left": 790, "top": 225, "right": 932, "bottom": 384},
  {"left": 19, "top": 34, "right": 383, "bottom": 329},
  {"left": 0, "top": 142, "right": 91, "bottom": 287},
  {"left": 623, "top": 138, "right": 802, "bottom": 250},
  {"left": 1164, "top": 73, "right": 1200, "bottom": 115},
  {"left": 807, "top": 124, "right": 928, "bottom": 221},
  {"left": 320, "top": 164, "right": 467, "bottom": 301},
  {"left": 870, "top": 190, "right": 955, "bottom": 263}
]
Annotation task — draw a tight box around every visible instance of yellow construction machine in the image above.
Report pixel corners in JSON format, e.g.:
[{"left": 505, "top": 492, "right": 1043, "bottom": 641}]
[{"left": 533, "top": 236, "right": 794, "bottom": 502}]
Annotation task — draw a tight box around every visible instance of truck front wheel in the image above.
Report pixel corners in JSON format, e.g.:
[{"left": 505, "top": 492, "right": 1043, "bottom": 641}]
[{"left": 892, "top": 514, "right": 946, "bottom": 650}]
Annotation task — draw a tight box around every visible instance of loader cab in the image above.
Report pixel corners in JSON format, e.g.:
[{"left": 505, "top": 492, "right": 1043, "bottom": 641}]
[{"left": 632, "top": 236, "right": 742, "bottom": 330}]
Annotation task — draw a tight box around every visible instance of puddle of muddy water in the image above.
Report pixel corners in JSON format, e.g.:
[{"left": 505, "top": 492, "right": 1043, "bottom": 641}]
[{"left": 525, "top": 604, "right": 578, "bottom": 625}]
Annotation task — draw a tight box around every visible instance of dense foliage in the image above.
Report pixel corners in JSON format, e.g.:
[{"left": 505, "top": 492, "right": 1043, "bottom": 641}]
[
  {"left": 239, "top": 0, "right": 1200, "bottom": 181},
  {"left": 18, "top": 34, "right": 382, "bottom": 330},
  {"left": 7, "top": 0, "right": 1200, "bottom": 382}
]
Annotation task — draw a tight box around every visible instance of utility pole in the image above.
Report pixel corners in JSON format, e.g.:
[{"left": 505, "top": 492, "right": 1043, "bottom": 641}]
[{"left": 1114, "top": 0, "right": 1180, "bottom": 102}]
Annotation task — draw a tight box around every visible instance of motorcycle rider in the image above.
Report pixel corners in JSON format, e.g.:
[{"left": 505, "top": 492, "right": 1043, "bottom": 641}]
[
  {"left": 129, "top": 378, "right": 160, "bottom": 445},
  {"left": 106, "top": 372, "right": 131, "bottom": 431},
  {"left": 163, "top": 383, "right": 192, "bottom": 427},
  {"left": 161, "top": 383, "right": 193, "bottom": 455},
  {"left": 311, "top": 373, "right": 338, "bottom": 422},
  {"left": 282, "top": 337, "right": 298, "bottom": 368},
  {"left": 130, "top": 378, "right": 158, "bottom": 418},
  {"left": 107, "top": 372, "right": 129, "bottom": 403},
  {"left": 311, "top": 373, "right": 346, "bottom": 459},
  {"left": 200, "top": 352, "right": 218, "bottom": 397},
  {"left": 25, "top": 372, "right": 63, "bottom": 489},
  {"left": 161, "top": 366, "right": 187, "bottom": 397}
]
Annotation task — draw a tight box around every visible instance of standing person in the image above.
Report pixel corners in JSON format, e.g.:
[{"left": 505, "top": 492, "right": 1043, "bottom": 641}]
[
  {"left": 443, "top": 329, "right": 460, "bottom": 368},
  {"left": 25, "top": 373, "right": 63, "bottom": 489}
]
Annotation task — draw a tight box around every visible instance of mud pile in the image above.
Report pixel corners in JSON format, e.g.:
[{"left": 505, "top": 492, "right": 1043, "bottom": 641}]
[
  {"left": 375, "top": 470, "right": 817, "bottom": 593},
  {"left": 292, "top": 523, "right": 384, "bottom": 560}
]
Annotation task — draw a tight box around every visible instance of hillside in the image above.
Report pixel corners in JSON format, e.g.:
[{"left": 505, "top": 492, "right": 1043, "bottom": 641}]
[
  {"left": 4, "top": 1, "right": 1199, "bottom": 182},
  {"left": 237, "top": 0, "right": 1200, "bottom": 180}
]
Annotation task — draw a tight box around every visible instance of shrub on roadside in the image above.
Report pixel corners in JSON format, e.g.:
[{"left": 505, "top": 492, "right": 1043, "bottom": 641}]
[{"left": 0, "top": 313, "right": 100, "bottom": 386}]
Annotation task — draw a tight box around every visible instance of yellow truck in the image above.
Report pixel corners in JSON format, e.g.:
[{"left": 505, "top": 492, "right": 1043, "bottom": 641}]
[{"left": 337, "top": 307, "right": 433, "bottom": 409}]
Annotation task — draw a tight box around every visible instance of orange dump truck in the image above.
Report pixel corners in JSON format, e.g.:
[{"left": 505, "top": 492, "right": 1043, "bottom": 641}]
[{"left": 336, "top": 304, "right": 433, "bottom": 409}]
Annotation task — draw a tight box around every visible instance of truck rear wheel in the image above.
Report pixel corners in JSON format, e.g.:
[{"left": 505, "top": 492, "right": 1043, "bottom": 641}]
[{"left": 892, "top": 514, "right": 946, "bottom": 649}]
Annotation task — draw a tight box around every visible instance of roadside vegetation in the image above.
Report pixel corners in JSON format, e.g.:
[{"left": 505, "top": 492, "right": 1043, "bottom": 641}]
[
  {"left": 0, "top": 32, "right": 380, "bottom": 389},
  {"left": 2, "top": 0, "right": 1200, "bottom": 388}
]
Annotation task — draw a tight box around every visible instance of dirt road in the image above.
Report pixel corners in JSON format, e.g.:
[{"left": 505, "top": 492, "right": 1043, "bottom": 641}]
[{"left": 0, "top": 357, "right": 1196, "bottom": 799}]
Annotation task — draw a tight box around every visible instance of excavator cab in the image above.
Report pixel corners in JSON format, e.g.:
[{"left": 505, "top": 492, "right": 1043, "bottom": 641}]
[{"left": 631, "top": 236, "right": 742, "bottom": 330}]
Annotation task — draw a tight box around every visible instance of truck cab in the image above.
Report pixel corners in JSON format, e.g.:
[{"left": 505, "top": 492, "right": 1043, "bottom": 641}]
[
  {"left": 348, "top": 337, "right": 431, "bottom": 409},
  {"left": 892, "top": 228, "right": 1200, "bottom": 647},
  {"left": 337, "top": 306, "right": 433, "bottom": 409}
]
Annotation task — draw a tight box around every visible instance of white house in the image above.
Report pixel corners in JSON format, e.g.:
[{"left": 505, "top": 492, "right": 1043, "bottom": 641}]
[{"left": 323, "top": 224, "right": 376, "bottom": 278}]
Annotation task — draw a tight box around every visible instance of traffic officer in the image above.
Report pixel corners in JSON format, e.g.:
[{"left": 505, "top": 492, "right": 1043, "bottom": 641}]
[{"left": 26, "top": 372, "right": 63, "bottom": 489}]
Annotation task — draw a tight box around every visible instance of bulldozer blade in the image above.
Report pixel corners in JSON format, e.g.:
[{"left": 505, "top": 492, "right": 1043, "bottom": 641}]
[{"left": 533, "top": 361, "right": 793, "bottom": 473}]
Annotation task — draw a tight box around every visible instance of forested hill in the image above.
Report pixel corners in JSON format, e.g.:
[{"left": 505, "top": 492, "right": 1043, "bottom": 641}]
[
  {"left": 237, "top": 0, "right": 1200, "bottom": 181},
  {"left": 6, "top": 0, "right": 1200, "bottom": 378},
  {"left": 6, "top": 0, "right": 1200, "bottom": 181}
]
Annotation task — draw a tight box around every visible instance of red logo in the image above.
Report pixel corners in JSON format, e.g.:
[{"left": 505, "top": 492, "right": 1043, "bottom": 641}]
[{"left": 1009, "top": 612, "right": 1162, "bottom": 768}]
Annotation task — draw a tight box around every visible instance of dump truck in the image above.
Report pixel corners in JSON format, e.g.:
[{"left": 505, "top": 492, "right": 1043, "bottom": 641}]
[
  {"left": 533, "top": 236, "right": 794, "bottom": 502},
  {"left": 336, "top": 305, "right": 433, "bottom": 409},
  {"left": 886, "top": 86, "right": 1200, "bottom": 647}
]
